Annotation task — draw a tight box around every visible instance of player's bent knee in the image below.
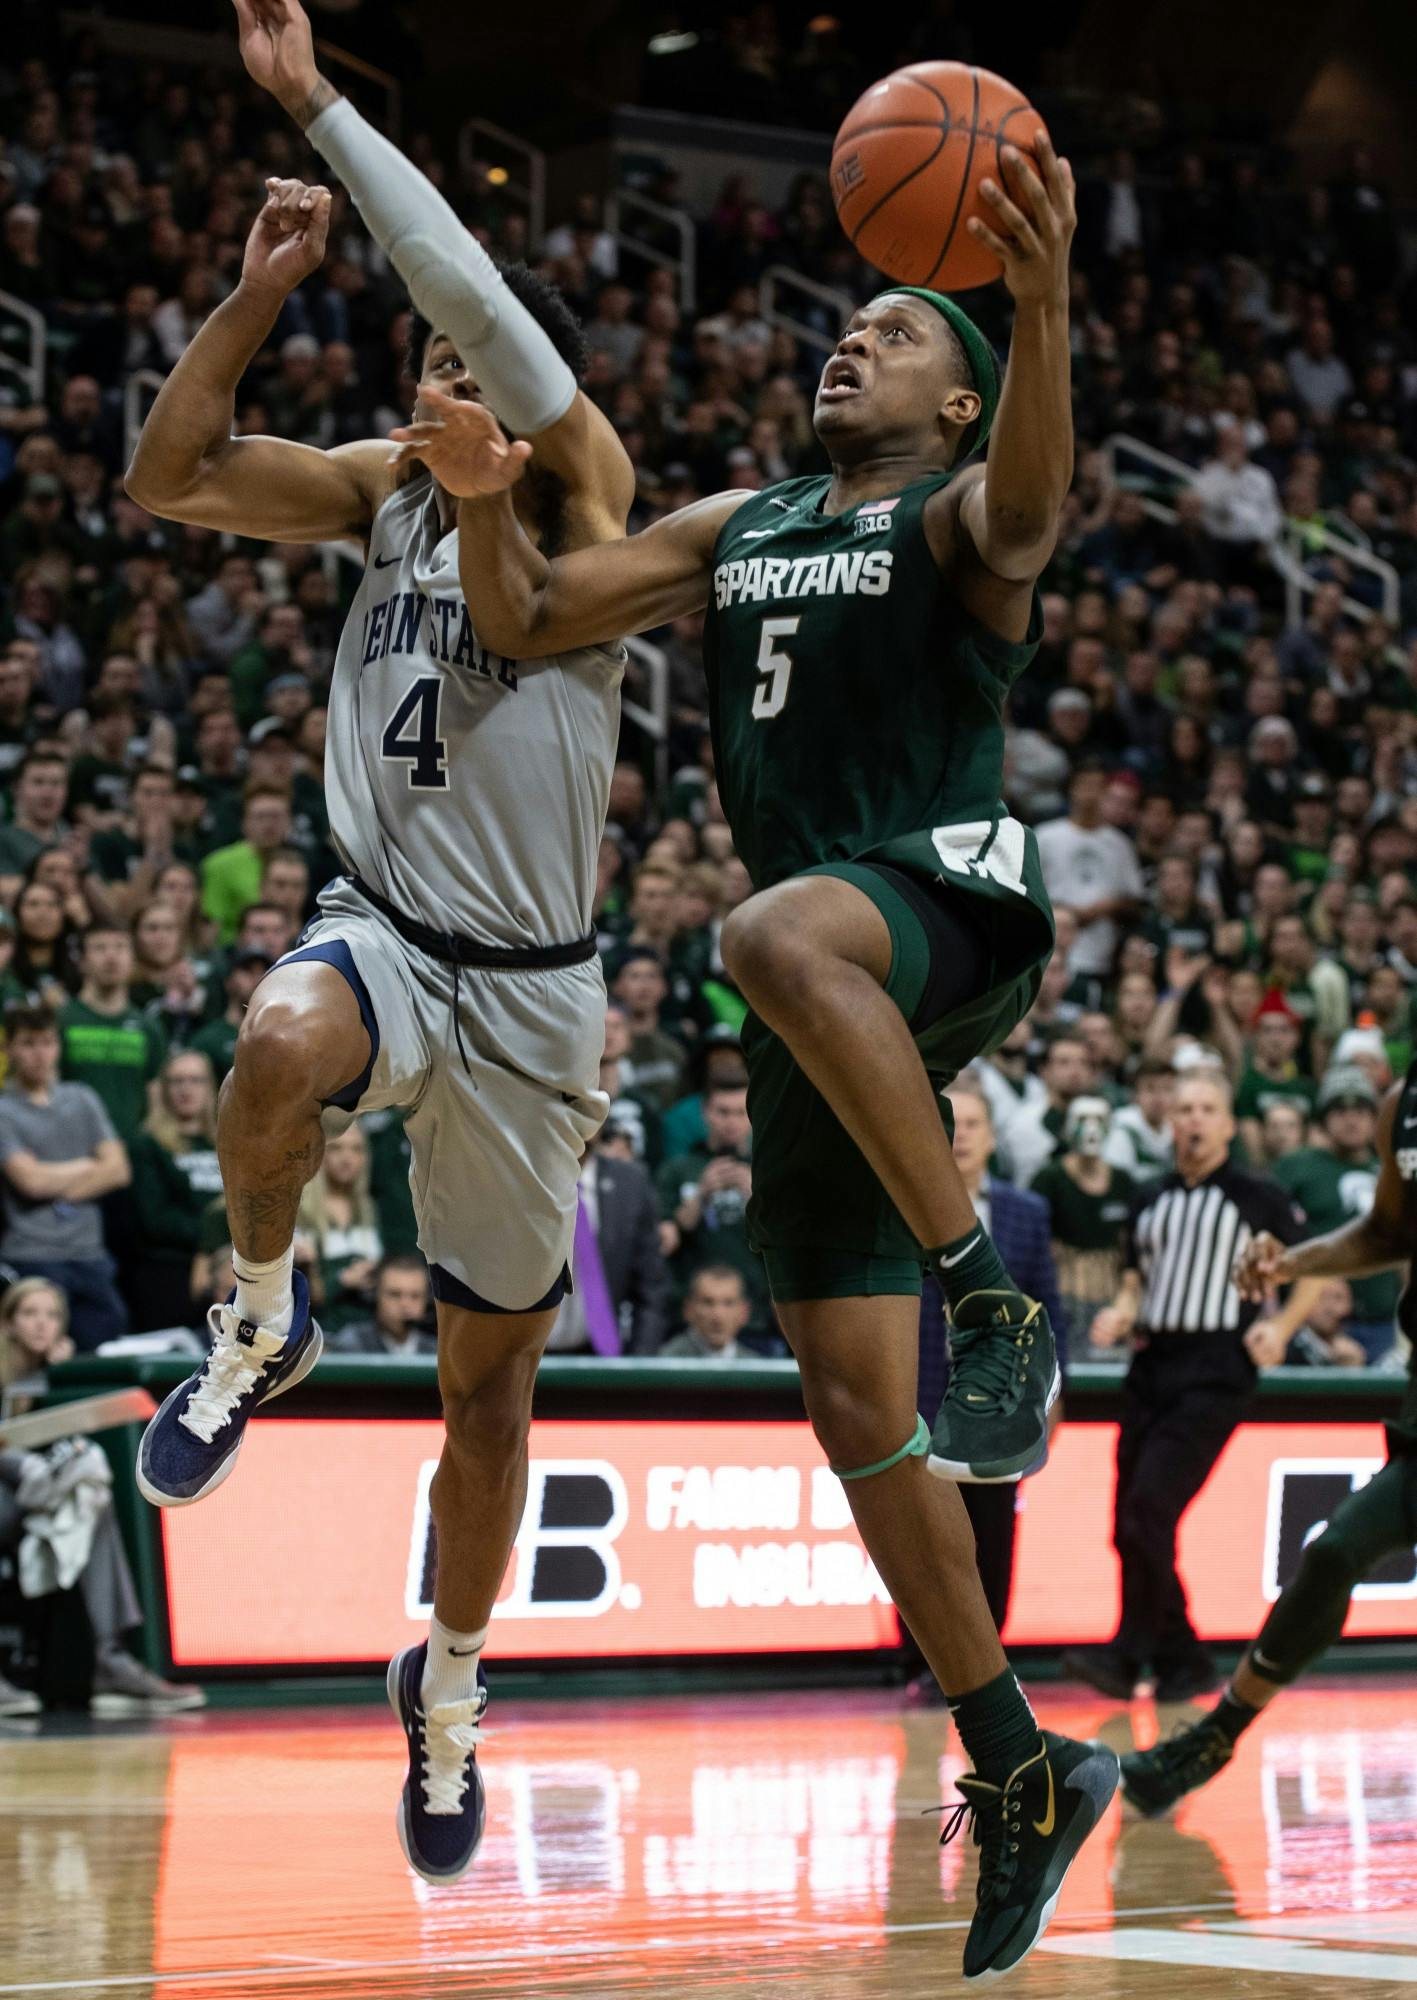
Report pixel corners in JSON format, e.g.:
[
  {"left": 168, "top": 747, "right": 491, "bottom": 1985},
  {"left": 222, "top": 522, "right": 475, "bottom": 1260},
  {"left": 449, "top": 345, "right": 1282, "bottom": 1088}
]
[
  {"left": 721, "top": 898, "right": 814, "bottom": 1001},
  {"left": 232, "top": 977, "right": 367, "bottom": 1107}
]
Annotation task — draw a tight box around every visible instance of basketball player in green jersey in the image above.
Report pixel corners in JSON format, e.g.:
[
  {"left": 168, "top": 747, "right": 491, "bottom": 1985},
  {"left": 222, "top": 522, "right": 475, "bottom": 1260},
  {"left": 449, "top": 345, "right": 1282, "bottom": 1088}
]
[
  {"left": 400, "top": 138, "right": 1119, "bottom": 1980},
  {"left": 1121, "top": 1055, "right": 1417, "bottom": 1817}
]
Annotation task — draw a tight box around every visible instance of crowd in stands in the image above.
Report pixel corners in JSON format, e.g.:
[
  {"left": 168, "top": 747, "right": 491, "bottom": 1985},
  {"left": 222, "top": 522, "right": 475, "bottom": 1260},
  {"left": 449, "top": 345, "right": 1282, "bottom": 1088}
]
[{"left": 1, "top": 17, "right": 1415, "bottom": 1444}]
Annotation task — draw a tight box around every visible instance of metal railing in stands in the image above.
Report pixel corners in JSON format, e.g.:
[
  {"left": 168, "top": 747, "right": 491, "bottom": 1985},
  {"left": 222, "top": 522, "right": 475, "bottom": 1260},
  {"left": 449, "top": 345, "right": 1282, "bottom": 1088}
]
[
  {"left": 122, "top": 369, "right": 168, "bottom": 471},
  {"left": 605, "top": 191, "right": 696, "bottom": 313},
  {"left": 1104, "top": 432, "right": 1400, "bottom": 630},
  {"left": 459, "top": 120, "right": 546, "bottom": 252},
  {"left": 325, "top": 541, "right": 670, "bottom": 793},
  {"left": 759, "top": 265, "right": 853, "bottom": 358},
  {"left": 0, "top": 290, "right": 45, "bottom": 407},
  {"left": 314, "top": 39, "right": 402, "bottom": 138},
  {"left": 623, "top": 636, "right": 670, "bottom": 799}
]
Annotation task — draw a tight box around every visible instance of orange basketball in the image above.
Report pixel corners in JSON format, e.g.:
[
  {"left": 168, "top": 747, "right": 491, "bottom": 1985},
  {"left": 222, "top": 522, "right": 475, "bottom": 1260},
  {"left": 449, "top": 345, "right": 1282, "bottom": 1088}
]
[{"left": 831, "top": 62, "right": 1048, "bottom": 293}]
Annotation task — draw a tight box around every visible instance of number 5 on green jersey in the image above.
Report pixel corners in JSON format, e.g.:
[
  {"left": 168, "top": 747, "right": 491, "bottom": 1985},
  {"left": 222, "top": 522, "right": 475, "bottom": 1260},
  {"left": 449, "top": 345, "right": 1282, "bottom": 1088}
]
[{"left": 751, "top": 616, "right": 800, "bottom": 721}]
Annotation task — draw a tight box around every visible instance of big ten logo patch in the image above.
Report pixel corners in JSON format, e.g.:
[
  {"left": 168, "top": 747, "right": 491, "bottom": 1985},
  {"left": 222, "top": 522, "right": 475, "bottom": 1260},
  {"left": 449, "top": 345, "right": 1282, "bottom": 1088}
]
[
  {"left": 1262, "top": 1458, "right": 1417, "bottom": 1601},
  {"left": 406, "top": 1459, "right": 631, "bottom": 1621},
  {"left": 853, "top": 497, "right": 898, "bottom": 536}
]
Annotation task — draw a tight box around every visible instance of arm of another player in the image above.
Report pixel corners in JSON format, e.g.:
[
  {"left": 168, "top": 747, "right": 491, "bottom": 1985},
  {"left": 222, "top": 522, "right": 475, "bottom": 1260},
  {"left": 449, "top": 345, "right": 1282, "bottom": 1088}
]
[
  {"left": 393, "top": 393, "right": 750, "bottom": 654},
  {"left": 233, "top": 0, "right": 633, "bottom": 545},
  {"left": 952, "top": 133, "right": 1077, "bottom": 586},
  {"left": 1237, "top": 1085, "right": 1412, "bottom": 1298},
  {"left": 125, "top": 178, "right": 390, "bottom": 541}
]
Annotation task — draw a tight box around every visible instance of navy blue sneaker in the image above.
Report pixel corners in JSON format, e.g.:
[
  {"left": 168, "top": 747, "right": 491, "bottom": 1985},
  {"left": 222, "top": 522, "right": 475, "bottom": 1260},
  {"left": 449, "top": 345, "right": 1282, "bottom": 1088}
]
[
  {"left": 388, "top": 1641, "right": 487, "bottom": 1882},
  {"left": 136, "top": 1271, "right": 322, "bottom": 1508}
]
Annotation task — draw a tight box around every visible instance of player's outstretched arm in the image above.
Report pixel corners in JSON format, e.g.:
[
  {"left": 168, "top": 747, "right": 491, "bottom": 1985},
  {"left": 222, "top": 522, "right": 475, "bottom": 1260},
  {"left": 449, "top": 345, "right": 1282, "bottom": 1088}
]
[
  {"left": 233, "top": 0, "right": 633, "bottom": 545},
  {"left": 398, "top": 396, "right": 748, "bottom": 655},
  {"left": 955, "top": 131, "right": 1077, "bottom": 583},
  {"left": 126, "top": 177, "right": 390, "bottom": 541},
  {"left": 1235, "top": 1085, "right": 1411, "bottom": 1299}
]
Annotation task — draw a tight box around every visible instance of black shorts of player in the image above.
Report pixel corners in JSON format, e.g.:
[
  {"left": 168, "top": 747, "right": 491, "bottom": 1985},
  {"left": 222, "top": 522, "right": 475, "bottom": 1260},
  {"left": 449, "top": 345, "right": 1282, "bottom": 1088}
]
[{"left": 743, "top": 860, "right": 1043, "bottom": 1305}]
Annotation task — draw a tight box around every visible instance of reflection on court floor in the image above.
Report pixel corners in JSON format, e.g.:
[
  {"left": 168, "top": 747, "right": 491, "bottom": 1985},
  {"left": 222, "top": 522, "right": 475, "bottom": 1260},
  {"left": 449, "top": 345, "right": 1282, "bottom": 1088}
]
[{"left": 2, "top": 1681, "right": 1416, "bottom": 1998}]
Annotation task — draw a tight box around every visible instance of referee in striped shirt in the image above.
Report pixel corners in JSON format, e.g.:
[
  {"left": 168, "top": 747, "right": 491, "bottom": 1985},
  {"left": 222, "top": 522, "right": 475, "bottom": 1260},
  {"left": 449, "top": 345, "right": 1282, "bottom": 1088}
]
[{"left": 1062, "top": 1066, "right": 1321, "bottom": 1703}]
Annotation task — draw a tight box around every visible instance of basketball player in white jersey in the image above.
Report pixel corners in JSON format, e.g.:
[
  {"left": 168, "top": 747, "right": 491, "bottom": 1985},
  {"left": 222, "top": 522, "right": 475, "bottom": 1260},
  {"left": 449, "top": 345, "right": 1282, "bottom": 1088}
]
[{"left": 128, "top": 0, "right": 634, "bottom": 1882}]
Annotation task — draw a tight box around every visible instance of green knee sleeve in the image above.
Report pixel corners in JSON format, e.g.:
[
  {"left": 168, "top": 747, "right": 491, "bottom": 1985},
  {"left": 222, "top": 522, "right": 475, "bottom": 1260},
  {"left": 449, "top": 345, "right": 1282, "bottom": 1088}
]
[
  {"left": 833, "top": 1414, "right": 931, "bottom": 1483},
  {"left": 1252, "top": 1459, "right": 1417, "bottom": 1685}
]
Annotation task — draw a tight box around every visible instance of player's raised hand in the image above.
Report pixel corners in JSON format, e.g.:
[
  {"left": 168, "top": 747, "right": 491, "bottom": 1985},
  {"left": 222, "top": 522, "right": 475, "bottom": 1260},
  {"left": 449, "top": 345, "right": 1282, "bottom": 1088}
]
[
  {"left": 1234, "top": 1230, "right": 1290, "bottom": 1302},
  {"left": 967, "top": 130, "right": 1075, "bottom": 307},
  {"left": 241, "top": 178, "right": 332, "bottom": 295},
  {"left": 388, "top": 388, "right": 532, "bottom": 498},
  {"left": 232, "top": 0, "right": 321, "bottom": 118}
]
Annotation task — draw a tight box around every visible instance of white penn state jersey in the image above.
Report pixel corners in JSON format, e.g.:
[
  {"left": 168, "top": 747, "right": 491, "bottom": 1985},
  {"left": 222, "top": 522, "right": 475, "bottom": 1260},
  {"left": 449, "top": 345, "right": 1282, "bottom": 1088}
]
[{"left": 324, "top": 472, "right": 622, "bottom": 945}]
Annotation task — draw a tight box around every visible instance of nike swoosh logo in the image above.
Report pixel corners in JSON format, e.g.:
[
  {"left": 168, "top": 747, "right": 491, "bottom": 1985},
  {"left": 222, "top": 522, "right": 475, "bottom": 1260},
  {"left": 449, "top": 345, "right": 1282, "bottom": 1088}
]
[
  {"left": 740, "top": 528, "right": 777, "bottom": 540},
  {"left": 373, "top": 550, "right": 400, "bottom": 568},
  {"left": 448, "top": 1646, "right": 482, "bottom": 1657},
  {"left": 939, "top": 1233, "right": 982, "bottom": 1269},
  {"left": 1251, "top": 1648, "right": 1281, "bottom": 1672},
  {"left": 1033, "top": 1757, "right": 1056, "bottom": 1838}
]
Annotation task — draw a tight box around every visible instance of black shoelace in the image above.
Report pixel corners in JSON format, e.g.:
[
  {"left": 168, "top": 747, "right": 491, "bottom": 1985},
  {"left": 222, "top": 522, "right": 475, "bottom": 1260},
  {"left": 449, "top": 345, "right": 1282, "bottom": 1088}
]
[{"left": 930, "top": 1771, "right": 1026, "bottom": 1905}]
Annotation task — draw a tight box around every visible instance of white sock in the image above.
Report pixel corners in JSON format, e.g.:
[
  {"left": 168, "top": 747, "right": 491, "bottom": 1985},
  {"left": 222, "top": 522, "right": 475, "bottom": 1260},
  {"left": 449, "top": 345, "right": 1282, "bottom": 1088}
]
[
  {"left": 232, "top": 1247, "right": 296, "bottom": 1336},
  {"left": 422, "top": 1617, "right": 487, "bottom": 1709}
]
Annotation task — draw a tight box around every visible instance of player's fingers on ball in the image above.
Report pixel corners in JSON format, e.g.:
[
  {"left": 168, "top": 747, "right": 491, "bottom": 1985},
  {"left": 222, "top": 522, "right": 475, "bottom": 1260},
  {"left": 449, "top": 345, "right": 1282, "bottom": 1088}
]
[
  {"left": 1003, "top": 147, "right": 1051, "bottom": 229},
  {"left": 980, "top": 178, "right": 1038, "bottom": 251},
  {"left": 966, "top": 216, "right": 1010, "bottom": 259}
]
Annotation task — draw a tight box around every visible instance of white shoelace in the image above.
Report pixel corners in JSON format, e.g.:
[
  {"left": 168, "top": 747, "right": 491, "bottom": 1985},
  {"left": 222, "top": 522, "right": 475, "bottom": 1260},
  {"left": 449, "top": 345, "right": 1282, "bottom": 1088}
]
[
  {"left": 178, "top": 1311, "right": 287, "bottom": 1443},
  {"left": 420, "top": 1697, "right": 485, "bottom": 1815}
]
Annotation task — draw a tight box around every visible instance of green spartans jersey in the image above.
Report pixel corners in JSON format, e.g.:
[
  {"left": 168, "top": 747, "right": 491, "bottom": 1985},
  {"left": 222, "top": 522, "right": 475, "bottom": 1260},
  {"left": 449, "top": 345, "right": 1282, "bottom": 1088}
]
[
  {"left": 704, "top": 471, "right": 1052, "bottom": 970},
  {"left": 1272, "top": 1146, "right": 1401, "bottom": 1325}
]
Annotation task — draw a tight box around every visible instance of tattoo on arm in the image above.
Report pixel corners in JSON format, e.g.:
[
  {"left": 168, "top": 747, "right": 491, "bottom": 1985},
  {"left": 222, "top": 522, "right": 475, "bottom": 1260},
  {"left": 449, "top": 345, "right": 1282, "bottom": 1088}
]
[{"left": 293, "top": 77, "right": 340, "bottom": 131}]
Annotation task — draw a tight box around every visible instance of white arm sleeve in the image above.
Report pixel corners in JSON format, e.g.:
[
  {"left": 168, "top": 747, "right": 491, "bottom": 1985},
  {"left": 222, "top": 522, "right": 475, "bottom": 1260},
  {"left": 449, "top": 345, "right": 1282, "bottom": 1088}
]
[{"left": 306, "top": 95, "right": 576, "bottom": 436}]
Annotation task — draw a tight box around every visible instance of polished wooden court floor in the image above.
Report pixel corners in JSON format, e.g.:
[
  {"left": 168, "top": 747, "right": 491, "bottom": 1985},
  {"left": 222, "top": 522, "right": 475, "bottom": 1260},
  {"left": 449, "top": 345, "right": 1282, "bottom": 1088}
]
[{"left": 3, "top": 1678, "right": 1416, "bottom": 1999}]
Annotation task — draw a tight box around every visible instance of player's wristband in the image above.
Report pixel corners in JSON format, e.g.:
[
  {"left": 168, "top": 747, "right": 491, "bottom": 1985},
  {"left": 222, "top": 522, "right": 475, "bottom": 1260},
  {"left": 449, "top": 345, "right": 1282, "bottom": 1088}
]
[{"left": 306, "top": 97, "right": 576, "bottom": 437}]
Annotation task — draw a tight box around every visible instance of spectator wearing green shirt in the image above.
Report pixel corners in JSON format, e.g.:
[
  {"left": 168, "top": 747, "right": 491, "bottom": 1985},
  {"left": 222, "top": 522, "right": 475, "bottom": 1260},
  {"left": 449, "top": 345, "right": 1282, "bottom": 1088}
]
[
  {"left": 660, "top": 1024, "right": 745, "bottom": 1160},
  {"left": 226, "top": 605, "right": 313, "bottom": 729},
  {"left": 260, "top": 844, "right": 311, "bottom": 936},
  {"left": 1334, "top": 892, "right": 1383, "bottom": 1013},
  {"left": 190, "top": 946, "right": 273, "bottom": 1087},
  {"left": 1235, "top": 991, "right": 1316, "bottom": 1159},
  {"left": 1285, "top": 775, "right": 1334, "bottom": 887},
  {"left": 1364, "top": 964, "right": 1414, "bottom": 1077},
  {"left": 1137, "top": 853, "right": 1214, "bottom": 964},
  {"left": 129, "top": 1048, "right": 224, "bottom": 1329},
  {"left": 200, "top": 784, "right": 294, "bottom": 944},
  {"left": 58, "top": 925, "right": 166, "bottom": 1143},
  {"left": 85, "top": 765, "right": 202, "bottom": 923},
  {"left": 0, "top": 750, "right": 69, "bottom": 900},
  {"left": 655, "top": 1077, "right": 769, "bottom": 1328},
  {"left": 1271, "top": 1064, "right": 1400, "bottom": 1362},
  {"left": 66, "top": 693, "right": 139, "bottom": 828}
]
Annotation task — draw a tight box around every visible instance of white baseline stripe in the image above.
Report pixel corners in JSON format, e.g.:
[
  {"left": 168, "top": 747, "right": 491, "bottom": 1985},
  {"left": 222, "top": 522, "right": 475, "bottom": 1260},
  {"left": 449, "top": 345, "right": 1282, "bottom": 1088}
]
[{"left": 1038, "top": 1927, "right": 1417, "bottom": 1982}]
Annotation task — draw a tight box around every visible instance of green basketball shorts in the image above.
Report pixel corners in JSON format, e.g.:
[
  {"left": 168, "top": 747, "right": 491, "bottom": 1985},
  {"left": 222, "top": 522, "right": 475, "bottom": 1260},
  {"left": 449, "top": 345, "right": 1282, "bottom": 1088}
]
[{"left": 744, "top": 859, "right": 1051, "bottom": 1304}]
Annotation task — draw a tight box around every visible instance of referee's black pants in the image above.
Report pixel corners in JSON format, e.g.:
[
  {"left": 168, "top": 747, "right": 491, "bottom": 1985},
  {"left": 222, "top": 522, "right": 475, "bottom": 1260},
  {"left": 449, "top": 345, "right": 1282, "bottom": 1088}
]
[{"left": 1112, "top": 1335, "right": 1254, "bottom": 1674}]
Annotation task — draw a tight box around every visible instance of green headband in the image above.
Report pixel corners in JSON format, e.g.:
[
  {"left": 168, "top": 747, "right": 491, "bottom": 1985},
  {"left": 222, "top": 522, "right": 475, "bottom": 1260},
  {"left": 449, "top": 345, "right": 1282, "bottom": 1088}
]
[{"left": 870, "top": 286, "right": 1001, "bottom": 453}]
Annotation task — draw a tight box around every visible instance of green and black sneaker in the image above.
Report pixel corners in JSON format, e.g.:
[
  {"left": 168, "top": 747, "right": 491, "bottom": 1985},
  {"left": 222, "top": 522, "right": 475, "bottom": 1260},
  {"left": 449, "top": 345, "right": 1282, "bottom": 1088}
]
[
  {"left": 940, "top": 1730, "right": 1120, "bottom": 1983},
  {"left": 1120, "top": 1717, "right": 1234, "bottom": 1818},
  {"left": 927, "top": 1290, "right": 1060, "bottom": 1484}
]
